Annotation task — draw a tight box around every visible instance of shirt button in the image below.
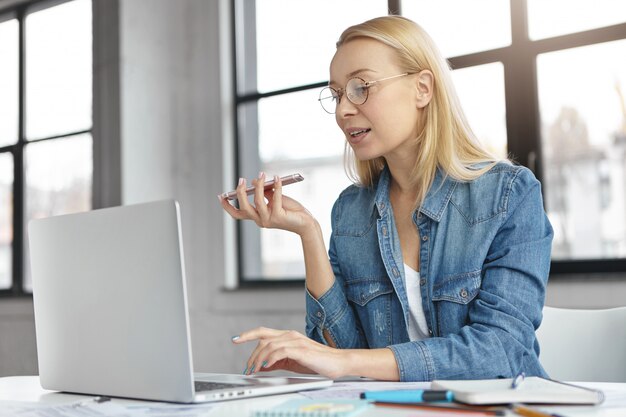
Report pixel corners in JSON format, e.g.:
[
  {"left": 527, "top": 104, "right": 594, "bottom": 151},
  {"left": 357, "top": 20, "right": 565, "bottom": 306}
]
[
  {"left": 392, "top": 268, "right": 399, "bottom": 277},
  {"left": 316, "top": 312, "right": 322, "bottom": 317},
  {"left": 420, "top": 278, "right": 426, "bottom": 286},
  {"left": 380, "top": 202, "right": 385, "bottom": 210},
  {"left": 460, "top": 288, "right": 468, "bottom": 298},
  {"left": 422, "top": 235, "right": 429, "bottom": 242},
  {"left": 382, "top": 226, "right": 388, "bottom": 236},
  {"left": 428, "top": 329, "right": 433, "bottom": 335}
]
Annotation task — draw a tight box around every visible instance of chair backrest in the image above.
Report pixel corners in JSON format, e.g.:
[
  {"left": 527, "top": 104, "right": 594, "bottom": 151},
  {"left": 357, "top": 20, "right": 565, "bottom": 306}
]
[{"left": 536, "top": 306, "right": 626, "bottom": 382}]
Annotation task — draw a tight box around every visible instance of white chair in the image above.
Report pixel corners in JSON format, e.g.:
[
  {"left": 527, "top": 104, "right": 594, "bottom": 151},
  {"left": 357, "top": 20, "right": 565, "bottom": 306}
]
[{"left": 536, "top": 306, "right": 626, "bottom": 382}]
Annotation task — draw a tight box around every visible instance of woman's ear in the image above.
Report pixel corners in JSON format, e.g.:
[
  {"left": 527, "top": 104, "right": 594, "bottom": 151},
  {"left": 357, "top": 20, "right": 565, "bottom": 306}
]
[{"left": 415, "top": 70, "right": 434, "bottom": 109}]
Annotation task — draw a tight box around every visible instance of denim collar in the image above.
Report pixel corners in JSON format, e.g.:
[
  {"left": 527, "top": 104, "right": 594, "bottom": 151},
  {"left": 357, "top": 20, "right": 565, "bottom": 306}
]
[{"left": 375, "top": 165, "right": 458, "bottom": 222}]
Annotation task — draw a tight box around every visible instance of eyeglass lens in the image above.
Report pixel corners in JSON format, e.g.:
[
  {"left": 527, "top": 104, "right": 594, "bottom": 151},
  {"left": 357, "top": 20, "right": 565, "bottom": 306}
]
[{"left": 318, "top": 77, "right": 368, "bottom": 114}]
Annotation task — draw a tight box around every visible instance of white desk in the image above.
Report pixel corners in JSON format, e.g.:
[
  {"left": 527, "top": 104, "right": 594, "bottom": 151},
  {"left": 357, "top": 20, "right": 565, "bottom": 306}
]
[{"left": 2, "top": 376, "right": 626, "bottom": 416}]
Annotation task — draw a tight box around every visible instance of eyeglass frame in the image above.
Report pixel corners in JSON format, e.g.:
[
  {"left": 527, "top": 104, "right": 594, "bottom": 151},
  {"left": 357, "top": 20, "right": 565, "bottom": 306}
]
[{"left": 318, "top": 72, "right": 415, "bottom": 114}]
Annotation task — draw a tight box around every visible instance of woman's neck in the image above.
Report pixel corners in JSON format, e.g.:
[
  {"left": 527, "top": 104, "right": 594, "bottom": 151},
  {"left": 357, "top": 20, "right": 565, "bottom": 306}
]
[{"left": 386, "top": 156, "right": 418, "bottom": 198}]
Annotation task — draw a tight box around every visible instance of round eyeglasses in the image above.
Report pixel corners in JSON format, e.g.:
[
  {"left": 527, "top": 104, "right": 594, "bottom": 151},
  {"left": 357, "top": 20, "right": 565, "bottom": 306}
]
[{"left": 318, "top": 72, "right": 413, "bottom": 114}]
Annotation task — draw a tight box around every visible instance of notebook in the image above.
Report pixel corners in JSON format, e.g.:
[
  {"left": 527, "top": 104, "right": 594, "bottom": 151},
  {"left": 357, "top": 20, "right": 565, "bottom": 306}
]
[
  {"left": 431, "top": 377, "right": 604, "bottom": 405},
  {"left": 29, "top": 200, "right": 332, "bottom": 403},
  {"left": 252, "top": 399, "right": 371, "bottom": 417}
]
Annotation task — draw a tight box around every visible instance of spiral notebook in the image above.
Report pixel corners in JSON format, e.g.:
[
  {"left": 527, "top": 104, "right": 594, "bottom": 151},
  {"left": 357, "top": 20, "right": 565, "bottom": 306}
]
[
  {"left": 431, "top": 377, "right": 604, "bottom": 405},
  {"left": 252, "top": 399, "right": 371, "bottom": 417}
]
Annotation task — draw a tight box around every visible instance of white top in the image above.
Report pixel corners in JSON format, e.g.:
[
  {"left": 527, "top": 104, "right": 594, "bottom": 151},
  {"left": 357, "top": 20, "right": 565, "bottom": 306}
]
[{"left": 403, "top": 264, "right": 430, "bottom": 341}]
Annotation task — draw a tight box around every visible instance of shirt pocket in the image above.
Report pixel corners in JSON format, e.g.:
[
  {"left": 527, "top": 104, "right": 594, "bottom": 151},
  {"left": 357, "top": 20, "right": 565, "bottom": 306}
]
[
  {"left": 344, "top": 279, "right": 394, "bottom": 347},
  {"left": 432, "top": 270, "right": 481, "bottom": 335},
  {"left": 334, "top": 209, "right": 378, "bottom": 237}
]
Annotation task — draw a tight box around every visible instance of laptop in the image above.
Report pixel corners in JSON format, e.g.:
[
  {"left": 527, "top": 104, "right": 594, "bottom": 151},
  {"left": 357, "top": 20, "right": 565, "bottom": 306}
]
[{"left": 28, "top": 200, "right": 332, "bottom": 403}]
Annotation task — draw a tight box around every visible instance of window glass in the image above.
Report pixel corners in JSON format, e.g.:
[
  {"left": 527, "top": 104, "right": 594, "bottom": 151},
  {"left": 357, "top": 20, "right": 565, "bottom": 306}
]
[
  {"left": 239, "top": 88, "right": 351, "bottom": 280},
  {"left": 0, "top": 153, "right": 13, "bottom": 290},
  {"left": 258, "top": 89, "right": 345, "bottom": 162},
  {"left": 23, "top": 134, "right": 92, "bottom": 291},
  {"left": 25, "top": 0, "right": 92, "bottom": 140},
  {"left": 0, "top": 19, "right": 18, "bottom": 147},
  {"left": 252, "top": 0, "right": 387, "bottom": 94},
  {"left": 528, "top": 0, "right": 626, "bottom": 40},
  {"left": 451, "top": 62, "right": 508, "bottom": 159},
  {"left": 255, "top": 162, "right": 349, "bottom": 280},
  {"left": 537, "top": 40, "right": 626, "bottom": 260},
  {"left": 402, "top": 0, "right": 511, "bottom": 58}
]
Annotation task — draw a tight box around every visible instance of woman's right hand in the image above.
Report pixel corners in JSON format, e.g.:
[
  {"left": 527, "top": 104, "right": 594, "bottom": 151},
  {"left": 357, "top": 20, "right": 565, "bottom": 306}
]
[{"left": 219, "top": 172, "right": 316, "bottom": 236}]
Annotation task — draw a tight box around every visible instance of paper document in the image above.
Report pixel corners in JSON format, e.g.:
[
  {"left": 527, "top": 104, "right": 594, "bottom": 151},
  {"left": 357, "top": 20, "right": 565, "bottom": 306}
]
[
  {"left": 0, "top": 400, "right": 136, "bottom": 417},
  {"left": 0, "top": 399, "right": 218, "bottom": 417}
]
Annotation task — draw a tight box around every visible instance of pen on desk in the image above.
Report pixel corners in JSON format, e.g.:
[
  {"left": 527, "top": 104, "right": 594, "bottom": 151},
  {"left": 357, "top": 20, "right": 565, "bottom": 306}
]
[
  {"left": 511, "top": 372, "right": 526, "bottom": 389},
  {"left": 374, "top": 402, "right": 506, "bottom": 416},
  {"left": 360, "top": 389, "right": 454, "bottom": 403},
  {"left": 510, "top": 404, "right": 567, "bottom": 417}
]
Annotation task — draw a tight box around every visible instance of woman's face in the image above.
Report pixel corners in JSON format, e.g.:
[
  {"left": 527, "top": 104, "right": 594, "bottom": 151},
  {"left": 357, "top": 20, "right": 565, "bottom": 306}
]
[{"left": 329, "top": 38, "right": 423, "bottom": 163}]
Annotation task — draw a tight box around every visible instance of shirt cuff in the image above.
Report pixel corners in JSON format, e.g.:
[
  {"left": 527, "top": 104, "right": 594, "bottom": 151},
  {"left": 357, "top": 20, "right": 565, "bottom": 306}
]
[
  {"left": 305, "top": 279, "right": 349, "bottom": 329},
  {"left": 388, "top": 341, "right": 435, "bottom": 381}
]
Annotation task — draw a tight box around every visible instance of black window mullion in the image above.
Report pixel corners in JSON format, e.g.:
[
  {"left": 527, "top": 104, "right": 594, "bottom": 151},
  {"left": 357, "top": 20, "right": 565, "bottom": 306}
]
[
  {"left": 10, "top": 5, "right": 27, "bottom": 296},
  {"left": 388, "top": 0, "right": 401, "bottom": 15},
  {"left": 503, "top": 0, "right": 543, "bottom": 181}
]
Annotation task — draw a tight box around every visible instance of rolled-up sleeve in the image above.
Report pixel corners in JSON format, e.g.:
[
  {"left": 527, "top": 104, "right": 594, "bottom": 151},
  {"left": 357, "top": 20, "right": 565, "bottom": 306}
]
[
  {"left": 305, "top": 201, "right": 368, "bottom": 349},
  {"left": 390, "top": 167, "right": 553, "bottom": 381}
]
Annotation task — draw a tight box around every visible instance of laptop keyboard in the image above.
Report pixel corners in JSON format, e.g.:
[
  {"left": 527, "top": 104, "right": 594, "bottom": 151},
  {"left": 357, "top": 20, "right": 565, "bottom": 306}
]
[{"left": 194, "top": 380, "right": 245, "bottom": 392}]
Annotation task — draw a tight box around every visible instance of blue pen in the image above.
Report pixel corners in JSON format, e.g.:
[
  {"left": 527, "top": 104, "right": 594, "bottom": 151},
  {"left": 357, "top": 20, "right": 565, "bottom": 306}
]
[
  {"left": 360, "top": 389, "right": 454, "bottom": 403},
  {"left": 511, "top": 372, "right": 526, "bottom": 389}
]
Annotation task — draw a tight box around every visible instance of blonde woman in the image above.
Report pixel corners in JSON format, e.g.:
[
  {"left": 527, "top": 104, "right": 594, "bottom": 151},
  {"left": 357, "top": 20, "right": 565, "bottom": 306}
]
[{"left": 220, "top": 16, "right": 553, "bottom": 381}]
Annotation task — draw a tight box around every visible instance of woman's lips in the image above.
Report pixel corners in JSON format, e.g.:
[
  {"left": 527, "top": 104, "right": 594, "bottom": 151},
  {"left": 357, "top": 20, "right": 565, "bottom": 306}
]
[{"left": 346, "top": 128, "right": 371, "bottom": 145}]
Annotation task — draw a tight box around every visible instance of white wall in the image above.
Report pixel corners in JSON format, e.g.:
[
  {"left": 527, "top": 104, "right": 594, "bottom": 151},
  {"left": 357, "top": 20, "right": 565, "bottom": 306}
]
[{"left": 1, "top": 0, "right": 626, "bottom": 377}]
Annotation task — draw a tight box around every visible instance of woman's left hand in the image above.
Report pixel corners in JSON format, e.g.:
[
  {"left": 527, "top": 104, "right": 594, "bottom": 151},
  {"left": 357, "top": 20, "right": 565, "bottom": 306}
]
[{"left": 232, "top": 327, "right": 349, "bottom": 380}]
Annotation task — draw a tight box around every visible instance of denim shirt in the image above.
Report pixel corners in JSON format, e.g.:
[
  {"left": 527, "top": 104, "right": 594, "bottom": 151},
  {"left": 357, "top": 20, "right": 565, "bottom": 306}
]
[{"left": 305, "top": 163, "right": 553, "bottom": 381}]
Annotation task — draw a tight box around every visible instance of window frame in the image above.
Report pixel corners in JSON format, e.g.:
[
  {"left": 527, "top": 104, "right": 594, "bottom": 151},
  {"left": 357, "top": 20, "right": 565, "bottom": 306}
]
[
  {"left": 0, "top": 0, "right": 93, "bottom": 298},
  {"left": 232, "top": 0, "right": 626, "bottom": 287}
]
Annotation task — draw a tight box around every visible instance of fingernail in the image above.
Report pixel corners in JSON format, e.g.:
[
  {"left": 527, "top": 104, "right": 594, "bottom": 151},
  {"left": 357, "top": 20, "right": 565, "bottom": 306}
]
[
  {"left": 217, "top": 194, "right": 224, "bottom": 202},
  {"left": 274, "top": 175, "right": 279, "bottom": 183},
  {"left": 231, "top": 335, "right": 240, "bottom": 341},
  {"left": 261, "top": 360, "right": 268, "bottom": 368},
  {"left": 238, "top": 178, "right": 244, "bottom": 186},
  {"left": 243, "top": 366, "right": 248, "bottom": 375},
  {"left": 258, "top": 171, "right": 264, "bottom": 179},
  {"left": 249, "top": 364, "right": 256, "bottom": 373}
]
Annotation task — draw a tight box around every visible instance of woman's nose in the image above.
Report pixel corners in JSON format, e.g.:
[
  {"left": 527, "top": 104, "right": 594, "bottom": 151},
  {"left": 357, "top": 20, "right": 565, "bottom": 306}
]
[{"left": 336, "top": 96, "right": 358, "bottom": 119}]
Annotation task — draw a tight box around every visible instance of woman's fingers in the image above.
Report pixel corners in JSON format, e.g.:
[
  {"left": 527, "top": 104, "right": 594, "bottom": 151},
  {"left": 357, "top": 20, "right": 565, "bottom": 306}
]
[
  {"left": 249, "top": 331, "right": 304, "bottom": 372},
  {"left": 241, "top": 330, "right": 326, "bottom": 376},
  {"left": 232, "top": 326, "right": 287, "bottom": 344},
  {"left": 232, "top": 327, "right": 291, "bottom": 375},
  {"left": 234, "top": 178, "right": 261, "bottom": 222},
  {"left": 231, "top": 327, "right": 345, "bottom": 378},
  {"left": 259, "top": 358, "right": 315, "bottom": 375},
  {"left": 219, "top": 174, "right": 310, "bottom": 233},
  {"left": 271, "top": 175, "right": 283, "bottom": 216},
  {"left": 219, "top": 195, "right": 246, "bottom": 219},
  {"left": 254, "top": 172, "right": 270, "bottom": 225}
]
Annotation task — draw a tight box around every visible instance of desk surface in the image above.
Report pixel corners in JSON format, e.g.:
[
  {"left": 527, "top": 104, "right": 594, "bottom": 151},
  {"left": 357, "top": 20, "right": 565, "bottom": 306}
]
[{"left": 2, "top": 376, "right": 626, "bottom": 416}]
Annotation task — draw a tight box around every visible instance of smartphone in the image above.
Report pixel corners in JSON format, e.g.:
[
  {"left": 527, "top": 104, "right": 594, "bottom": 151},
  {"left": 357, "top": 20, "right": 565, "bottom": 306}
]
[{"left": 220, "top": 173, "right": 304, "bottom": 201}]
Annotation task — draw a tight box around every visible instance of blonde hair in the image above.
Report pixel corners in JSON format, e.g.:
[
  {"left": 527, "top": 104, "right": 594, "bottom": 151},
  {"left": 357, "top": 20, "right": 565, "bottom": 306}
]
[{"left": 337, "top": 16, "right": 504, "bottom": 208}]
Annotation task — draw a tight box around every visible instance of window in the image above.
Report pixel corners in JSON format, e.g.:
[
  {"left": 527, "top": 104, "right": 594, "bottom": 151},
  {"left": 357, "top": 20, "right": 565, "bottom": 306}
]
[
  {"left": 0, "top": 0, "right": 92, "bottom": 296},
  {"left": 234, "top": 0, "right": 388, "bottom": 283},
  {"left": 232, "top": 0, "right": 626, "bottom": 284},
  {"left": 537, "top": 40, "right": 626, "bottom": 262}
]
